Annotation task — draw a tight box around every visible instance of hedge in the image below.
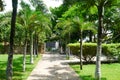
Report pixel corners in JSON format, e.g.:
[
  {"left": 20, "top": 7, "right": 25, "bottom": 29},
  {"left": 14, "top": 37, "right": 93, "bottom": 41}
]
[{"left": 68, "top": 43, "right": 120, "bottom": 62}]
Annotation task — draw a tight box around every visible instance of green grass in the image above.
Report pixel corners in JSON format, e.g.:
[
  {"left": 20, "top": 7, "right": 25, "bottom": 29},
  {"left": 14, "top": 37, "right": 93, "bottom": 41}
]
[
  {"left": 0, "top": 54, "right": 41, "bottom": 80},
  {"left": 70, "top": 63, "right": 120, "bottom": 80}
]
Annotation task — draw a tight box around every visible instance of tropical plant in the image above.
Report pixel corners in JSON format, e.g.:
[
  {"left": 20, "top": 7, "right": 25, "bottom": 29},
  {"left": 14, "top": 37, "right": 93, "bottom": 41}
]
[
  {"left": 72, "top": 16, "right": 96, "bottom": 70},
  {"left": 19, "top": 0, "right": 52, "bottom": 70},
  {"left": 82, "top": 0, "right": 120, "bottom": 80}
]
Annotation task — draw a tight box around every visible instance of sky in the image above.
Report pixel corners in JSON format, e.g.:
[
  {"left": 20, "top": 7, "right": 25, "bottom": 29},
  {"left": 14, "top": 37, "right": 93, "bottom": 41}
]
[
  {"left": 43, "top": 0, "right": 63, "bottom": 9},
  {"left": 1, "top": 0, "right": 63, "bottom": 13}
]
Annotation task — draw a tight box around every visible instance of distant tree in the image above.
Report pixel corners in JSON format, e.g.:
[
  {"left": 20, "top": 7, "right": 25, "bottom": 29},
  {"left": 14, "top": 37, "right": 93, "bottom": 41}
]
[
  {"left": 0, "top": 12, "right": 11, "bottom": 53},
  {"left": 29, "top": 0, "right": 48, "bottom": 13},
  {"left": 19, "top": 0, "right": 52, "bottom": 68}
]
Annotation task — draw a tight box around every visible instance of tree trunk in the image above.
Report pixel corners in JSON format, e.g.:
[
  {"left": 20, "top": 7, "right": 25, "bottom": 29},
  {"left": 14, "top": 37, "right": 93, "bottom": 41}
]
[
  {"left": 34, "top": 35, "right": 38, "bottom": 56},
  {"left": 33, "top": 35, "right": 36, "bottom": 58},
  {"left": 89, "top": 31, "right": 93, "bottom": 42},
  {"left": 68, "top": 32, "right": 71, "bottom": 59},
  {"left": 79, "top": 30, "right": 83, "bottom": 70},
  {"left": 93, "top": 35, "right": 96, "bottom": 42},
  {"left": 6, "top": 0, "right": 18, "bottom": 80},
  {"left": 65, "top": 41, "right": 69, "bottom": 59},
  {"left": 33, "top": 39, "right": 36, "bottom": 58},
  {"left": 95, "top": 5, "right": 104, "bottom": 80},
  {"left": 30, "top": 31, "right": 34, "bottom": 64},
  {"left": 36, "top": 36, "right": 38, "bottom": 56},
  {"left": 34, "top": 32, "right": 37, "bottom": 57},
  {"left": 23, "top": 31, "right": 27, "bottom": 72}
]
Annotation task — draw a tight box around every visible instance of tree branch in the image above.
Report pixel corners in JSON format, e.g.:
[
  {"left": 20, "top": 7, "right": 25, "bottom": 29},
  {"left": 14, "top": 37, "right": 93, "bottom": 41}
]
[{"left": 103, "top": 0, "right": 108, "bottom": 6}]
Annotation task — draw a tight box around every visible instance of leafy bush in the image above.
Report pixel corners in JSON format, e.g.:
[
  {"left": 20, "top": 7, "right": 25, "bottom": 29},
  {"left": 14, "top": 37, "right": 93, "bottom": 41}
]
[
  {"left": 102, "top": 44, "right": 120, "bottom": 58},
  {"left": 68, "top": 43, "right": 120, "bottom": 62}
]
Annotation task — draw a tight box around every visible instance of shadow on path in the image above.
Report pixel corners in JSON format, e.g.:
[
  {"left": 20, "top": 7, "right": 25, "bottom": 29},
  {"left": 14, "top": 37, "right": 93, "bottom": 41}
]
[{"left": 27, "top": 52, "right": 80, "bottom": 80}]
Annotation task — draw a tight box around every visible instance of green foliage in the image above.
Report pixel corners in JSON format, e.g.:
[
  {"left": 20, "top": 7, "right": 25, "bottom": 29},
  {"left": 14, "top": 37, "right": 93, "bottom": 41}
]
[
  {"left": 68, "top": 43, "right": 120, "bottom": 61},
  {"left": 29, "top": 0, "right": 48, "bottom": 13},
  {"left": 70, "top": 63, "right": 120, "bottom": 80},
  {"left": 102, "top": 44, "right": 120, "bottom": 56},
  {"left": 18, "top": 1, "right": 52, "bottom": 44},
  {"left": 89, "top": 6, "right": 97, "bottom": 14},
  {"left": 63, "top": 0, "right": 81, "bottom": 6},
  {"left": 68, "top": 43, "right": 96, "bottom": 61},
  {"left": 0, "top": 12, "right": 11, "bottom": 42},
  {"left": 62, "top": 4, "right": 81, "bottom": 19}
]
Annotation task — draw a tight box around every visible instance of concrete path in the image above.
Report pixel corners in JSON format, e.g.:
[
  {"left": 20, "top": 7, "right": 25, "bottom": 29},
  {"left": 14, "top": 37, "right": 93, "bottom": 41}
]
[{"left": 27, "top": 53, "right": 80, "bottom": 80}]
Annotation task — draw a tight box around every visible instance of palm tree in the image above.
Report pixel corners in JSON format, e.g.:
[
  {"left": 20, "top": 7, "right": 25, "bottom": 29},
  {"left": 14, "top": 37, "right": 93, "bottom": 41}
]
[
  {"left": 56, "top": 17, "right": 96, "bottom": 65},
  {"left": 19, "top": 1, "right": 33, "bottom": 71},
  {"left": 6, "top": 0, "right": 18, "bottom": 80},
  {"left": 18, "top": 0, "right": 40, "bottom": 70},
  {"left": 34, "top": 13, "right": 52, "bottom": 54},
  {"left": 72, "top": 16, "right": 96, "bottom": 70},
  {"left": 83, "top": 0, "right": 119, "bottom": 79},
  {"left": 55, "top": 18, "right": 72, "bottom": 54},
  {"left": 19, "top": 1, "right": 52, "bottom": 68}
]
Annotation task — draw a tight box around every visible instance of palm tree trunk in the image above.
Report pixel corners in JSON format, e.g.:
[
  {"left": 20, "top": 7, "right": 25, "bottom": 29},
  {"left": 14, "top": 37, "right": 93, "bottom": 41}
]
[
  {"left": 36, "top": 36, "right": 38, "bottom": 57},
  {"left": 68, "top": 32, "right": 71, "bottom": 59},
  {"left": 23, "top": 31, "right": 27, "bottom": 72},
  {"left": 6, "top": 0, "right": 18, "bottom": 80},
  {"left": 30, "top": 31, "right": 34, "bottom": 64},
  {"left": 93, "top": 35, "right": 96, "bottom": 42},
  {"left": 34, "top": 32, "right": 37, "bottom": 57},
  {"left": 89, "top": 31, "right": 93, "bottom": 42},
  {"left": 23, "top": 39, "right": 27, "bottom": 72},
  {"left": 79, "top": 30, "right": 83, "bottom": 70},
  {"left": 33, "top": 36, "right": 36, "bottom": 58},
  {"left": 95, "top": 5, "right": 104, "bottom": 80},
  {"left": 33, "top": 39, "right": 36, "bottom": 58}
]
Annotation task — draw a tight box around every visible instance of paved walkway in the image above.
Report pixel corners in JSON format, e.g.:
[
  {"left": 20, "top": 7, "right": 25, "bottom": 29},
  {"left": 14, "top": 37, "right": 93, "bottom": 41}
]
[{"left": 27, "top": 52, "right": 80, "bottom": 80}]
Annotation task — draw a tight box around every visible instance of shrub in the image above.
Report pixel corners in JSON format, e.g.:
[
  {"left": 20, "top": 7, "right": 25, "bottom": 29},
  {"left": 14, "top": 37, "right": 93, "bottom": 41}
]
[
  {"left": 68, "top": 43, "right": 120, "bottom": 62},
  {"left": 102, "top": 44, "right": 120, "bottom": 58}
]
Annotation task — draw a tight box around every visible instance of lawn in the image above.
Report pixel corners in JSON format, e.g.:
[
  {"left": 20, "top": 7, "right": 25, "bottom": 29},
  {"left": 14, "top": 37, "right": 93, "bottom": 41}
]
[
  {"left": 0, "top": 54, "right": 41, "bottom": 80},
  {"left": 70, "top": 63, "right": 120, "bottom": 80}
]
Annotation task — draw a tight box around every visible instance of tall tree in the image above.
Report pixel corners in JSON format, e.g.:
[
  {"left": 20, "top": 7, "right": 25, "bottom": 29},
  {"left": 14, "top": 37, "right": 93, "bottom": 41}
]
[
  {"left": 20, "top": 1, "right": 36, "bottom": 64},
  {"left": 20, "top": 0, "right": 52, "bottom": 65},
  {"left": 61, "top": 3, "right": 97, "bottom": 70},
  {"left": 6, "top": 0, "right": 18, "bottom": 80},
  {"left": 83, "top": 0, "right": 120, "bottom": 80},
  {"left": 72, "top": 16, "right": 96, "bottom": 70}
]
